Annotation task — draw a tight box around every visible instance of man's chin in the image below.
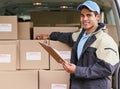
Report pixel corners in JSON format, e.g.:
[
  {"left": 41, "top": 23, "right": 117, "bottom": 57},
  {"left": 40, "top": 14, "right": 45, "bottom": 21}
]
[{"left": 83, "top": 27, "right": 89, "bottom": 30}]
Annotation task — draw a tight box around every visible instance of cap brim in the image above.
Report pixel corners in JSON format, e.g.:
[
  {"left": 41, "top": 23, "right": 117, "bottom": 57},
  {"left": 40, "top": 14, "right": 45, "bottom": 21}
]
[{"left": 77, "top": 4, "right": 85, "bottom": 11}]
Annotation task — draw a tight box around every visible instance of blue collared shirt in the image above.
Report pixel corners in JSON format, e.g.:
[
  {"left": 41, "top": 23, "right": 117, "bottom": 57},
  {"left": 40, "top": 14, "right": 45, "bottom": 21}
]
[{"left": 77, "top": 31, "right": 92, "bottom": 59}]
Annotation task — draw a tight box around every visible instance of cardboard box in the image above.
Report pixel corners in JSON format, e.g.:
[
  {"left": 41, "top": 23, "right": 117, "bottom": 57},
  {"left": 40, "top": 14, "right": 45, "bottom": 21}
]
[
  {"left": 20, "top": 40, "right": 49, "bottom": 70},
  {"left": 0, "top": 41, "right": 18, "bottom": 70},
  {"left": 55, "top": 23, "right": 80, "bottom": 27},
  {"left": 33, "top": 27, "right": 78, "bottom": 39},
  {"left": 0, "top": 70, "right": 38, "bottom": 89},
  {"left": 18, "top": 22, "right": 33, "bottom": 40},
  {"left": 39, "top": 70, "right": 70, "bottom": 89},
  {"left": 0, "top": 16, "right": 18, "bottom": 40},
  {"left": 50, "top": 41, "right": 71, "bottom": 70}
]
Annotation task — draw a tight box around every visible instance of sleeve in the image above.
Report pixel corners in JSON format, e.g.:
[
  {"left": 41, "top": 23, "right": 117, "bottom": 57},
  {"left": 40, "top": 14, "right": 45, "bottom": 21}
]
[
  {"left": 74, "top": 34, "right": 119, "bottom": 79},
  {"left": 50, "top": 32, "right": 75, "bottom": 47},
  {"left": 49, "top": 29, "right": 82, "bottom": 47},
  {"left": 75, "top": 60, "right": 116, "bottom": 79}
]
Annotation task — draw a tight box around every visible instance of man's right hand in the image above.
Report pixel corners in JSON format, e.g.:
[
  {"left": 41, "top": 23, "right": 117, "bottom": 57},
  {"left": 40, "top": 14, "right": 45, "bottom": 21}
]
[{"left": 35, "top": 34, "right": 50, "bottom": 40}]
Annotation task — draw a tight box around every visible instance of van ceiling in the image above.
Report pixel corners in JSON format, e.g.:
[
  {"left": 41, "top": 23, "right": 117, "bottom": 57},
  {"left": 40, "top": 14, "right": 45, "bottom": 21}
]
[{"left": 0, "top": 0, "right": 112, "bottom": 16}]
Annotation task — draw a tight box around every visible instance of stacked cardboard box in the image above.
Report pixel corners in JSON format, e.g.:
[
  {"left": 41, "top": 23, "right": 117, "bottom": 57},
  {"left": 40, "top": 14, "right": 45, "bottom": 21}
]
[
  {"left": 18, "top": 22, "right": 33, "bottom": 40},
  {"left": 0, "top": 16, "right": 18, "bottom": 71},
  {"left": 33, "top": 27, "right": 79, "bottom": 39},
  {"left": 0, "top": 16, "right": 39, "bottom": 89},
  {"left": 39, "top": 70, "right": 70, "bottom": 89},
  {"left": 19, "top": 40, "right": 49, "bottom": 70},
  {"left": 0, "top": 16, "right": 18, "bottom": 40},
  {"left": 0, "top": 70, "right": 38, "bottom": 89},
  {"left": 0, "top": 41, "right": 18, "bottom": 70}
]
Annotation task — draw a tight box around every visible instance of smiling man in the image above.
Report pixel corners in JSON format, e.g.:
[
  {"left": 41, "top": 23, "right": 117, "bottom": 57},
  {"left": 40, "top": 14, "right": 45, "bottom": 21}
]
[{"left": 60, "top": 1, "right": 119, "bottom": 89}]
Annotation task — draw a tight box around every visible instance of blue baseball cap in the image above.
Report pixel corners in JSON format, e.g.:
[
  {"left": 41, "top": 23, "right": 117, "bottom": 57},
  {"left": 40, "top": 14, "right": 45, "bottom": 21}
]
[{"left": 77, "top": 1, "right": 100, "bottom": 14}]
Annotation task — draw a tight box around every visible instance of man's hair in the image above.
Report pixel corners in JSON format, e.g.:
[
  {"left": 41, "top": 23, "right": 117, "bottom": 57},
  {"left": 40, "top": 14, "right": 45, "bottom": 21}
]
[{"left": 80, "top": 6, "right": 99, "bottom": 16}]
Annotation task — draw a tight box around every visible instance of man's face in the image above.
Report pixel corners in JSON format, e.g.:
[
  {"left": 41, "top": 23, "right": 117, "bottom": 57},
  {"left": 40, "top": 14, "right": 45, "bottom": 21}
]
[{"left": 80, "top": 8, "right": 100, "bottom": 30}]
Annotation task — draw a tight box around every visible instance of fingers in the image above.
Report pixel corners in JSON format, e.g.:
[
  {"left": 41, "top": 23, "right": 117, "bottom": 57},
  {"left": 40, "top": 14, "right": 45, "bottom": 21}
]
[
  {"left": 62, "top": 64, "right": 70, "bottom": 73},
  {"left": 35, "top": 35, "right": 43, "bottom": 40},
  {"left": 62, "top": 61, "right": 76, "bottom": 73},
  {"left": 62, "top": 62, "right": 72, "bottom": 73}
]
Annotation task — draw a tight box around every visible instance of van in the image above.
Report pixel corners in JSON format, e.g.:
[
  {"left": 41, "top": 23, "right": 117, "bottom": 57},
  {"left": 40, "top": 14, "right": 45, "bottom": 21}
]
[{"left": 0, "top": 0, "right": 120, "bottom": 89}]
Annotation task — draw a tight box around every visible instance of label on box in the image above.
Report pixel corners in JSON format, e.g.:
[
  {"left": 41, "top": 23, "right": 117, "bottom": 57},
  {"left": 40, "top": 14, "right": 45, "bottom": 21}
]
[
  {"left": 59, "top": 51, "right": 71, "bottom": 60},
  {"left": 0, "top": 54, "right": 11, "bottom": 63},
  {"left": 26, "top": 52, "right": 41, "bottom": 60},
  {"left": 0, "top": 24, "right": 12, "bottom": 32},
  {"left": 51, "top": 84, "right": 67, "bottom": 89}
]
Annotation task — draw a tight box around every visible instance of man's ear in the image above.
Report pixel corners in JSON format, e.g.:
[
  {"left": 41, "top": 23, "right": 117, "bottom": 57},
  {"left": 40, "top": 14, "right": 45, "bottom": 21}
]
[{"left": 96, "top": 14, "right": 101, "bottom": 21}]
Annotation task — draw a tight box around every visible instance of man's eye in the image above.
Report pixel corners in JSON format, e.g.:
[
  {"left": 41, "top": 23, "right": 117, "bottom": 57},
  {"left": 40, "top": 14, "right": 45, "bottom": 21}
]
[{"left": 80, "top": 14, "right": 92, "bottom": 17}]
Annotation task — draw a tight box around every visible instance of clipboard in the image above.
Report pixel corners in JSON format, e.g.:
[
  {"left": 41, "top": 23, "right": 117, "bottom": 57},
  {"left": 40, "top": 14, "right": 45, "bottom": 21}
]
[{"left": 39, "top": 42, "right": 65, "bottom": 64}]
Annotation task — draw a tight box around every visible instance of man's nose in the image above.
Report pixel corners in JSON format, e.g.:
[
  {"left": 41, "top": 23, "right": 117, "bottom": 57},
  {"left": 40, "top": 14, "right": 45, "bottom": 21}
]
[{"left": 83, "top": 16, "right": 88, "bottom": 20}]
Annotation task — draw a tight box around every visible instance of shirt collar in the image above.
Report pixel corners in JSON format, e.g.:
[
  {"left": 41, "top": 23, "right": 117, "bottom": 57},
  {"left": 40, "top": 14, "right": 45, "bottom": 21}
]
[{"left": 83, "top": 31, "right": 92, "bottom": 37}]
